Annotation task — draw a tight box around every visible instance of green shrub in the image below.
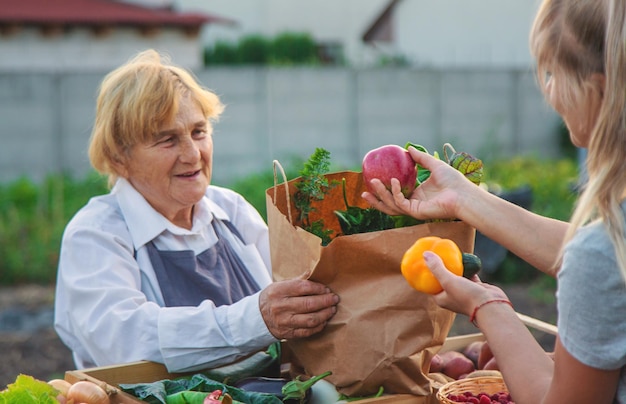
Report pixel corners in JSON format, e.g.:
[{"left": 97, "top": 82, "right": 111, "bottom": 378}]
[
  {"left": 483, "top": 155, "right": 579, "bottom": 221},
  {"left": 481, "top": 155, "right": 578, "bottom": 284},
  {"left": 205, "top": 40, "right": 239, "bottom": 65},
  {"left": 204, "top": 32, "right": 321, "bottom": 66},
  {"left": 237, "top": 34, "right": 271, "bottom": 65},
  {"left": 0, "top": 173, "right": 108, "bottom": 285},
  {"left": 269, "top": 32, "right": 318, "bottom": 65},
  {"left": 0, "top": 155, "right": 578, "bottom": 286}
]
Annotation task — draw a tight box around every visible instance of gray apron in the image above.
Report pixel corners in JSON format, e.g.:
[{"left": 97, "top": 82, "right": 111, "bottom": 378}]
[{"left": 147, "top": 219, "right": 261, "bottom": 307}]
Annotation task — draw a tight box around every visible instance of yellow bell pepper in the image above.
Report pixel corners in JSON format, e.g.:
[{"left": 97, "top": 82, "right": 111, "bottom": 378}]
[{"left": 401, "top": 236, "right": 463, "bottom": 294}]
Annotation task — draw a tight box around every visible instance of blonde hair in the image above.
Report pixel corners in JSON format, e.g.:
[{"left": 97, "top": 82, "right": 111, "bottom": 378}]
[
  {"left": 88, "top": 49, "right": 224, "bottom": 186},
  {"left": 530, "top": 0, "right": 626, "bottom": 283}
]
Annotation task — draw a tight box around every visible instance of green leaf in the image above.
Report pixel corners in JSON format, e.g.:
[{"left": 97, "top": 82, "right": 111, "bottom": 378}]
[
  {"left": 334, "top": 178, "right": 395, "bottom": 235},
  {"left": 0, "top": 374, "right": 60, "bottom": 404},
  {"left": 404, "top": 142, "right": 432, "bottom": 184},
  {"left": 120, "top": 374, "right": 281, "bottom": 404}
]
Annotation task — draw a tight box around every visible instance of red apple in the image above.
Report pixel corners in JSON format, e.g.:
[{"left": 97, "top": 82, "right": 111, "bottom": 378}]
[{"left": 362, "top": 144, "right": 417, "bottom": 197}]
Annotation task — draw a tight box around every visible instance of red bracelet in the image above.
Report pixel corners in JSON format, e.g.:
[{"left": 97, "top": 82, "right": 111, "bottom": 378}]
[{"left": 469, "top": 299, "right": 513, "bottom": 327}]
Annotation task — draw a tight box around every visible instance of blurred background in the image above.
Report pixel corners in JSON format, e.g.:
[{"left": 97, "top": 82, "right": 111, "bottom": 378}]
[{"left": 1, "top": 0, "right": 568, "bottom": 386}]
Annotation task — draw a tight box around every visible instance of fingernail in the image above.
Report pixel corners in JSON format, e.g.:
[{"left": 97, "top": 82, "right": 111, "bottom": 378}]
[{"left": 423, "top": 251, "right": 436, "bottom": 263}]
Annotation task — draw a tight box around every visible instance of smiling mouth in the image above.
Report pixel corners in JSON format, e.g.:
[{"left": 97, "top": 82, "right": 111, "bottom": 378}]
[{"left": 177, "top": 170, "right": 201, "bottom": 178}]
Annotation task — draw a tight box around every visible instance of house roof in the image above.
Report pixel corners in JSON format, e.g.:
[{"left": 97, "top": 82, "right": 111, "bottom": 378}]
[
  {"left": 0, "top": 0, "right": 233, "bottom": 28},
  {"left": 362, "top": 0, "right": 398, "bottom": 43}
]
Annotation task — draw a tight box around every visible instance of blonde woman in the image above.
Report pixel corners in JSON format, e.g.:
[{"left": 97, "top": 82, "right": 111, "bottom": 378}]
[{"left": 365, "top": 0, "right": 626, "bottom": 402}]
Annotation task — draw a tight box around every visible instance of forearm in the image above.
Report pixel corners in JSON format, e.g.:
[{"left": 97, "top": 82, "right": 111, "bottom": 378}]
[
  {"left": 475, "top": 303, "right": 554, "bottom": 404},
  {"left": 457, "top": 187, "right": 568, "bottom": 276}
]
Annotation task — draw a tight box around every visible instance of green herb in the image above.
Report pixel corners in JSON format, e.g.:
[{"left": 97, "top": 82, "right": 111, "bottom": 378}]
[
  {"left": 293, "top": 148, "right": 336, "bottom": 245},
  {"left": 334, "top": 178, "right": 395, "bottom": 235},
  {"left": 281, "top": 371, "right": 332, "bottom": 404}
]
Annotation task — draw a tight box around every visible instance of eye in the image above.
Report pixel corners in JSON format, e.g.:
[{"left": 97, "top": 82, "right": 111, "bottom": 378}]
[
  {"left": 193, "top": 128, "right": 208, "bottom": 139},
  {"left": 157, "top": 136, "right": 174, "bottom": 144}
]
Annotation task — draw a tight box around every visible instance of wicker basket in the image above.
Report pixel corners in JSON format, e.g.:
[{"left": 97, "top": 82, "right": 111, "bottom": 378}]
[{"left": 436, "top": 376, "right": 511, "bottom": 403}]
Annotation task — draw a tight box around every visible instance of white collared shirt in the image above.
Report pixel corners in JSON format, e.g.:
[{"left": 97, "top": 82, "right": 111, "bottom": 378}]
[{"left": 54, "top": 178, "right": 276, "bottom": 372}]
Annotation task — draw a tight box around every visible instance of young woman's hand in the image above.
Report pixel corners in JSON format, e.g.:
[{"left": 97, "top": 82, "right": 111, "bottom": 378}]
[
  {"left": 362, "top": 147, "right": 476, "bottom": 221},
  {"left": 423, "top": 251, "right": 509, "bottom": 317}
]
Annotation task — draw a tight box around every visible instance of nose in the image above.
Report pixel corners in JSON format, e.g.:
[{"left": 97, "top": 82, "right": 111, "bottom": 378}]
[{"left": 179, "top": 137, "right": 200, "bottom": 163}]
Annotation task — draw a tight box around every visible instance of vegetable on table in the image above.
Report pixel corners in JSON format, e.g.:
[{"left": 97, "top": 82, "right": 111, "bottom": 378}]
[
  {"left": 281, "top": 371, "right": 332, "bottom": 404},
  {"left": 401, "top": 236, "right": 482, "bottom": 294},
  {"left": 0, "top": 374, "right": 64, "bottom": 404},
  {"left": 66, "top": 380, "right": 110, "bottom": 404}
]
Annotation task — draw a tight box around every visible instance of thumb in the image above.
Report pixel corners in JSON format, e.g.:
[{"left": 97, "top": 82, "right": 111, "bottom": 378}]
[{"left": 423, "top": 250, "right": 450, "bottom": 282}]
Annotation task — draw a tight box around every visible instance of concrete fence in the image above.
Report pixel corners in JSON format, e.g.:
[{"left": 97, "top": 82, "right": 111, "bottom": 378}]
[{"left": 0, "top": 66, "right": 561, "bottom": 186}]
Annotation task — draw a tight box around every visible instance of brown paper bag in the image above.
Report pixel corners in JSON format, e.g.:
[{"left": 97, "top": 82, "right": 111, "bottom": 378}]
[{"left": 266, "top": 165, "right": 476, "bottom": 397}]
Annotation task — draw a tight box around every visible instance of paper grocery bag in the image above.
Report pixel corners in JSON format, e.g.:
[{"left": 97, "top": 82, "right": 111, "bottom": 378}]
[{"left": 266, "top": 166, "right": 476, "bottom": 397}]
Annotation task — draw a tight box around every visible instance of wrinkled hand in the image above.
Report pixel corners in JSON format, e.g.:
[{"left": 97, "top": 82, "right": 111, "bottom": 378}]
[
  {"left": 361, "top": 147, "right": 469, "bottom": 220},
  {"left": 423, "top": 251, "right": 508, "bottom": 318},
  {"left": 259, "top": 279, "right": 339, "bottom": 339}
]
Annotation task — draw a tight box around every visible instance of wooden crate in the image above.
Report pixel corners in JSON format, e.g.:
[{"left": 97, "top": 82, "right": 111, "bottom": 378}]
[{"left": 64, "top": 312, "right": 556, "bottom": 404}]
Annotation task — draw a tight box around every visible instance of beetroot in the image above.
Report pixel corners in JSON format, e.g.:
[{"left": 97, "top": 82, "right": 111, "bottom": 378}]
[{"left": 439, "top": 350, "right": 476, "bottom": 380}]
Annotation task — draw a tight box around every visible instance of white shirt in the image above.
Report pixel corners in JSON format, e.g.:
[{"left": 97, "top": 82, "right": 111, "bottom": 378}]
[{"left": 54, "top": 178, "right": 276, "bottom": 372}]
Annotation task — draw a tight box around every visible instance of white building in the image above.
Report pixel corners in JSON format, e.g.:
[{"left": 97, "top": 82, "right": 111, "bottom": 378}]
[
  {"left": 176, "top": 0, "right": 542, "bottom": 68},
  {"left": 0, "top": 0, "right": 232, "bottom": 71}
]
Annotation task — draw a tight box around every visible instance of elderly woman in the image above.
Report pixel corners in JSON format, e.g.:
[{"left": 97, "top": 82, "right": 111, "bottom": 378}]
[{"left": 54, "top": 49, "right": 339, "bottom": 373}]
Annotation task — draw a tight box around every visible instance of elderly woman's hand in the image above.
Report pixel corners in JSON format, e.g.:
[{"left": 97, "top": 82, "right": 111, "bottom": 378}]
[{"left": 259, "top": 279, "right": 339, "bottom": 339}]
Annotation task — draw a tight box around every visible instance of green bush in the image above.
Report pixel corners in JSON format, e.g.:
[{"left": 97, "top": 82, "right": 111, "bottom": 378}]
[
  {"left": 0, "top": 173, "right": 108, "bottom": 285},
  {"left": 481, "top": 155, "right": 578, "bottom": 284},
  {"left": 204, "top": 32, "right": 322, "bottom": 66},
  {"left": 204, "top": 40, "right": 239, "bottom": 65},
  {"left": 0, "top": 155, "right": 578, "bottom": 286},
  {"left": 269, "top": 32, "right": 318, "bottom": 65},
  {"left": 237, "top": 34, "right": 271, "bottom": 65}
]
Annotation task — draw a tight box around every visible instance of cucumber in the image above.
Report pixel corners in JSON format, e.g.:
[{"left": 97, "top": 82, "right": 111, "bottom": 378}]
[{"left": 462, "top": 253, "right": 482, "bottom": 278}]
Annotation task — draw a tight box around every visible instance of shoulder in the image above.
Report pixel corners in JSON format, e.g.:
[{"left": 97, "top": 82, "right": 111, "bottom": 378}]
[
  {"left": 205, "top": 185, "right": 263, "bottom": 220},
  {"left": 558, "top": 220, "right": 626, "bottom": 370},
  {"left": 62, "top": 192, "right": 132, "bottom": 245},
  {"left": 205, "top": 185, "right": 249, "bottom": 206}
]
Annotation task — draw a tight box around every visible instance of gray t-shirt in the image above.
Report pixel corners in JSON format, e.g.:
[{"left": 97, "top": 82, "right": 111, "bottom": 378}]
[{"left": 558, "top": 212, "right": 626, "bottom": 403}]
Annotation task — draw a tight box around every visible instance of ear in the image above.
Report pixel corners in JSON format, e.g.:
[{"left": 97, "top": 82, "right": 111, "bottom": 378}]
[
  {"left": 110, "top": 154, "right": 129, "bottom": 179},
  {"left": 590, "top": 73, "right": 606, "bottom": 97}
]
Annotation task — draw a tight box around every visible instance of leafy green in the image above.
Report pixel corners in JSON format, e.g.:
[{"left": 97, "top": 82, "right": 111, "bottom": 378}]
[
  {"left": 443, "top": 143, "right": 483, "bottom": 185},
  {"left": 293, "top": 148, "right": 337, "bottom": 245},
  {"left": 120, "top": 374, "right": 281, "bottom": 404},
  {"left": 334, "top": 178, "right": 395, "bottom": 235},
  {"left": 0, "top": 374, "right": 60, "bottom": 404},
  {"left": 404, "top": 142, "right": 434, "bottom": 185}
]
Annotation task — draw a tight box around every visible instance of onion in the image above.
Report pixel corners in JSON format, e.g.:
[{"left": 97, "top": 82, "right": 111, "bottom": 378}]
[
  {"left": 67, "top": 381, "right": 110, "bottom": 404},
  {"left": 48, "top": 379, "right": 72, "bottom": 396}
]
